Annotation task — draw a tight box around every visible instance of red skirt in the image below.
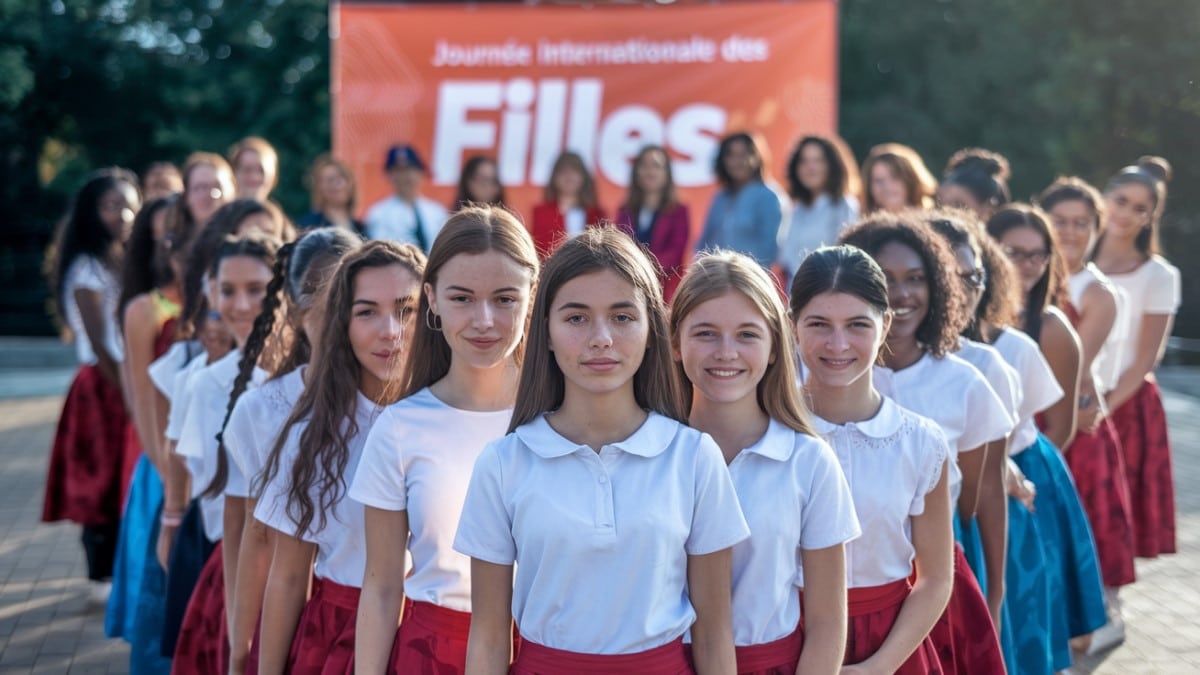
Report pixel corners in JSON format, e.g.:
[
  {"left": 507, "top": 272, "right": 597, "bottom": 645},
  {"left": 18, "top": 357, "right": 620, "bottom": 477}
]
[
  {"left": 286, "top": 577, "right": 360, "bottom": 675},
  {"left": 171, "top": 542, "right": 228, "bottom": 675},
  {"left": 512, "top": 637, "right": 692, "bottom": 675},
  {"left": 42, "top": 364, "right": 129, "bottom": 526},
  {"left": 845, "top": 579, "right": 942, "bottom": 674},
  {"left": 1110, "top": 377, "right": 1177, "bottom": 558},
  {"left": 927, "top": 545, "right": 1004, "bottom": 675},
  {"left": 1063, "top": 418, "right": 1137, "bottom": 587},
  {"left": 387, "top": 599, "right": 472, "bottom": 674},
  {"left": 735, "top": 626, "right": 803, "bottom": 675}
]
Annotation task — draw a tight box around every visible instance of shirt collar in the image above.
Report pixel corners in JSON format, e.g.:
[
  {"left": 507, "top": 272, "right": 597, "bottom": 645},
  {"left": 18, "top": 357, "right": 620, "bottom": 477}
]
[
  {"left": 812, "top": 396, "right": 904, "bottom": 440},
  {"left": 740, "top": 418, "right": 797, "bottom": 462},
  {"left": 517, "top": 411, "right": 678, "bottom": 459}
]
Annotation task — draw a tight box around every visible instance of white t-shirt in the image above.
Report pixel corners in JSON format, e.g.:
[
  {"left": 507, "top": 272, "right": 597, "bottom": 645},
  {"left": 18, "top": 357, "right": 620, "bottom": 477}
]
[
  {"left": 453, "top": 412, "right": 750, "bottom": 654},
  {"left": 809, "top": 398, "right": 950, "bottom": 588},
  {"left": 363, "top": 195, "right": 447, "bottom": 252},
  {"left": 62, "top": 255, "right": 123, "bottom": 365},
  {"left": 224, "top": 365, "right": 307, "bottom": 499},
  {"left": 956, "top": 339, "right": 1021, "bottom": 429},
  {"left": 992, "top": 328, "right": 1063, "bottom": 453},
  {"left": 875, "top": 352, "right": 1013, "bottom": 502},
  {"left": 149, "top": 340, "right": 201, "bottom": 404},
  {"left": 727, "top": 420, "right": 860, "bottom": 646},
  {"left": 1068, "top": 263, "right": 1129, "bottom": 393},
  {"left": 174, "top": 350, "right": 266, "bottom": 542},
  {"left": 255, "top": 390, "right": 381, "bottom": 587},
  {"left": 348, "top": 388, "right": 511, "bottom": 612},
  {"left": 1102, "top": 256, "right": 1181, "bottom": 374}
]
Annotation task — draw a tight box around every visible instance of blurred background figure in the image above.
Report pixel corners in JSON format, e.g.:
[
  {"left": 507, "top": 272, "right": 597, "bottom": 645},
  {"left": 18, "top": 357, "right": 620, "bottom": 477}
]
[
  {"left": 940, "top": 148, "right": 1012, "bottom": 222},
  {"left": 141, "top": 162, "right": 183, "bottom": 202},
  {"left": 529, "top": 150, "right": 606, "bottom": 256},
  {"left": 298, "top": 153, "right": 367, "bottom": 237},
  {"left": 365, "top": 144, "right": 446, "bottom": 252},
  {"left": 862, "top": 143, "right": 937, "bottom": 214},
  {"left": 454, "top": 155, "right": 506, "bottom": 211},
  {"left": 698, "top": 131, "right": 785, "bottom": 268},
  {"left": 777, "top": 134, "right": 861, "bottom": 281},
  {"left": 228, "top": 136, "right": 279, "bottom": 203},
  {"left": 615, "top": 145, "right": 690, "bottom": 300}
]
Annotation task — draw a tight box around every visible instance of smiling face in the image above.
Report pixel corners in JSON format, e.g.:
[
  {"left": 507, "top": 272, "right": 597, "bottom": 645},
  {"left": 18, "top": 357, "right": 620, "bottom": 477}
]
[
  {"left": 549, "top": 268, "right": 649, "bottom": 401},
  {"left": 870, "top": 162, "right": 908, "bottom": 212},
  {"left": 873, "top": 240, "right": 928, "bottom": 344},
  {"left": 1104, "top": 182, "right": 1155, "bottom": 242},
  {"left": 215, "top": 255, "right": 273, "bottom": 347},
  {"left": 795, "top": 291, "right": 890, "bottom": 389},
  {"left": 350, "top": 264, "right": 421, "bottom": 399},
  {"left": 797, "top": 142, "right": 830, "bottom": 194},
  {"left": 676, "top": 290, "right": 772, "bottom": 408},
  {"left": 998, "top": 225, "right": 1050, "bottom": 294},
  {"left": 1048, "top": 198, "right": 1097, "bottom": 270},
  {"left": 186, "top": 163, "right": 234, "bottom": 226},
  {"left": 98, "top": 183, "right": 140, "bottom": 240},
  {"left": 426, "top": 249, "right": 533, "bottom": 373},
  {"left": 722, "top": 139, "right": 758, "bottom": 187}
]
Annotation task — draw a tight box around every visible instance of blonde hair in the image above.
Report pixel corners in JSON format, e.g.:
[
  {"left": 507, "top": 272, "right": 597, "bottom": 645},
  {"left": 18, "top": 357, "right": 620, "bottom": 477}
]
[{"left": 670, "top": 250, "right": 815, "bottom": 436}]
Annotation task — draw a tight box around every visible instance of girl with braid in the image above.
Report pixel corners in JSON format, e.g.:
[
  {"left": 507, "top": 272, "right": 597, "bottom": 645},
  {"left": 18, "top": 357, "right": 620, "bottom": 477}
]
[{"left": 220, "top": 228, "right": 363, "bottom": 674}]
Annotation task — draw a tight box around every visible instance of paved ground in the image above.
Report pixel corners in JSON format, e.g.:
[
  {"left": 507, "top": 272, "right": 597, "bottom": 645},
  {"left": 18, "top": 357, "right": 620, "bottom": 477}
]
[{"left": 0, "top": 364, "right": 1197, "bottom": 673}]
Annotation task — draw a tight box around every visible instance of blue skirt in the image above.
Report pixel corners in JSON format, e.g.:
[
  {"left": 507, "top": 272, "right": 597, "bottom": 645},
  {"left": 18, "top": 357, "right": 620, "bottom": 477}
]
[
  {"left": 130, "top": 502, "right": 173, "bottom": 673},
  {"left": 106, "top": 455, "right": 161, "bottom": 639},
  {"left": 1013, "top": 434, "right": 1107, "bottom": 651}
]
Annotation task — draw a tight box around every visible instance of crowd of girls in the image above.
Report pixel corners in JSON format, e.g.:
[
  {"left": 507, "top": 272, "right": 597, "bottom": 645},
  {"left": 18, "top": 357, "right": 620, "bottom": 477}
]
[{"left": 41, "top": 129, "right": 1177, "bottom": 675}]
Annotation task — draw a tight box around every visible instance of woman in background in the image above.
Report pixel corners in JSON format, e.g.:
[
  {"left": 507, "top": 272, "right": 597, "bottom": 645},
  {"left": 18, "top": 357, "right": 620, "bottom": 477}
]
[
  {"left": 698, "top": 131, "right": 785, "bottom": 268},
  {"left": 777, "top": 134, "right": 861, "bottom": 281},
  {"left": 297, "top": 154, "right": 367, "bottom": 237},
  {"left": 615, "top": 145, "right": 690, "bottom": 300},
  {"left": 861, "top": 143, "right": 936, "bottom": 214}
]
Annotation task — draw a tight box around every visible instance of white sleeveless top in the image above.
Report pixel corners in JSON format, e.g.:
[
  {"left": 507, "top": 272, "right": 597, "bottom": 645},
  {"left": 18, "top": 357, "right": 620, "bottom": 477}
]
[{"left": 1068, "top": 263, "right": 1129, "bottom": 393}]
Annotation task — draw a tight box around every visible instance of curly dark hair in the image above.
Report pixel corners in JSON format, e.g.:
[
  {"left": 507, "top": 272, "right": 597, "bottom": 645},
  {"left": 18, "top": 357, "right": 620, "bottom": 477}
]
[
  {"left": 924, "top": 208, "right": 1019, "bottom": 340},
  {"left": 838, "top": 210, "right": 966, "bottom": 357}
]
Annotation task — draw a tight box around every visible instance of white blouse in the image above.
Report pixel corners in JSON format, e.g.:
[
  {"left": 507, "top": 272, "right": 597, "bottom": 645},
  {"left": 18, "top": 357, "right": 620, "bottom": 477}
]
[
  {"left": 62, "top": 255, "right": 123, "bottom": 365},
  {"left": 1068, "top": 263, "right": 1129, "bottom": 393},
  {"left": 955, "top": 339, "right": 1021, "bottom": 429},
  {"left": 224, "top": 365, "right": 307, "bottom": 499},
  {"left": 992, "top": 328, "right": 1063, "bottom": 452},
  {"left": 1103, "top": 255, "right": 1181, "bottom": 374},
  {"left": 454, "top": 412, "right": 750, "bottom": 654}
]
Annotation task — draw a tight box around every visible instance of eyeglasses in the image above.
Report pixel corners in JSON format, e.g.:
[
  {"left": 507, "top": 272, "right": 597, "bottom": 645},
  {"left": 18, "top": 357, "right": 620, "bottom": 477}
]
[
  {"left": 1003, "top": 246, "right": 1050, "bottom": 266},
  {"left": 959, "top": 269, "right": 987, "bottom": 289}
]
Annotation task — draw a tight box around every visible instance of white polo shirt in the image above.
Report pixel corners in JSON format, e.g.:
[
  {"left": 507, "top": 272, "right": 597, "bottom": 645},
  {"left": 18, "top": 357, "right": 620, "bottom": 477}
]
[
  {"left": 875, "top": 352, "right": 1012, "bottom": 502},
  {"left": 224, "top": 365, "right": 307, "bottom": 498},
  {"left": 348, "top": 388, "right": 511, "bottom": 612},
  {"left": 454, "top": 412, "right": 750, "bottom": 655},
  {"left": 255, "top": 390, "right": 380, "bottom": 587},
  {"left": 727, "top": 419, "right": 860, "bottom": 646},
  {"left": 992, "top": 328, "right": 1063, "bottom": 453},
  {"left": 809, "top": 398, "right": 951, "bottom": 588}
]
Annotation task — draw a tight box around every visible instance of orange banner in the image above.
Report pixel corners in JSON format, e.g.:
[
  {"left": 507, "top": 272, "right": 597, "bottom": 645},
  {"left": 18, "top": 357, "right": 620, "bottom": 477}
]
[{"left": 333, "top": 1, "right": 837, "bottom": 227}]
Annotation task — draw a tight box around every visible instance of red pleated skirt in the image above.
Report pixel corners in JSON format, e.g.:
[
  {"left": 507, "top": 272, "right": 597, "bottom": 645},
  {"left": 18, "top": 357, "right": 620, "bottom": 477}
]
[
  {"left": 845, "top": 578, "right": 942, "bottom": 674},
  {"left": 1063, "top": 418, "right": 1137, "bottom": 587},
  {"left": 286, "top": 577, "right": 359, "bottom": 675},
  {"left": 512, "top": 637, "right": 692, "bottom": 675},
  {"left": 927, "top": 545, "right": 1004, "bottom": 675},
  {"left": 1110, "top": 377, "right": 1177, "bottom": 558},
  {"left": 387, "top": 599, "right": 472, "bottom": 674},
  {"left": 171, "top": 542, "right": 228, "bottom": 675},
  {"left": 41, "top": 364, "right": 129, "bottom": 526}
]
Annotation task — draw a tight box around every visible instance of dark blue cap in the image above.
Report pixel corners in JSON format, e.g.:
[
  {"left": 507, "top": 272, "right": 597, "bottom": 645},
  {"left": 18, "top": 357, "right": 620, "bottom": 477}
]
[{"left": 385, "top": 144, "right": 426, "bottom": 172}]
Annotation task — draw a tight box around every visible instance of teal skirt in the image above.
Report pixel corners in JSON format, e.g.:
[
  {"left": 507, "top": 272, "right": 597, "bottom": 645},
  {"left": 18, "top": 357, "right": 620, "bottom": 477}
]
[{"left": 106, "top": 455, "right": 160, "bottom": 639}]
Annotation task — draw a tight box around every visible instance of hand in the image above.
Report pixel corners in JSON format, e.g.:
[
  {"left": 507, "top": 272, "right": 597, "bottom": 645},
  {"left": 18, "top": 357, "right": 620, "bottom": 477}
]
[
  {"left": 1077, "top": 390, "right": 1103, "bottom": 434},
  {"left": 157, "top": 523, "right": 178, "bottom": 571},
  {"left": 1005, "top": 464, "right": 1036, "bottom": 512}
]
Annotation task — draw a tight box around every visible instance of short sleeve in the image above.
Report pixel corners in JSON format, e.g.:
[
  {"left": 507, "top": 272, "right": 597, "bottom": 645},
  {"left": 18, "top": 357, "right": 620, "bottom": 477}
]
[
  {"left": 686, "top": 433, "right": 751, "bottom": 555},
  {"left": 173, "top": 377, "right": 211, "bottom": 459},
  {"left": 911, "top": 423, "right": 951, "bottom": 516},
  {"left": 224, "top": 396, "right": 257, "bottom": 498},
  {"left": 66, "top": 256, "right": 106, "bottom": 293},
  {"left": 1143, "top": 261, "right": 1181, "bottom": 314},
  {"left": 452, "top": 443, "right": 516, "bottom": 565},
  {"left": 254, "top": 453, "right": 302, "bottom": 538},
  {"left": 347, "top": 408, "right": 409, "bottom": 511},
  {"left": 1019, "top": 349, "right": 1063, "bottom": 419},
  {"left": 798, "top": 441, "right": 861, "bottom": 551},
  {"left": 957, "top": 376, "right": 1014, "bottom": 450}
]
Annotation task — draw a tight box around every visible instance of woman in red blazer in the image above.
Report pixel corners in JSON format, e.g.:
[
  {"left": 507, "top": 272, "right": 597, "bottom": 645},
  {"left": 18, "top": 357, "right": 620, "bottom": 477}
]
[
  {"left": 529, "top": 151, "right": 606, "bottom": 256},
  {"left": 615, "top": 145, "right": 691, "bottom": 301}
]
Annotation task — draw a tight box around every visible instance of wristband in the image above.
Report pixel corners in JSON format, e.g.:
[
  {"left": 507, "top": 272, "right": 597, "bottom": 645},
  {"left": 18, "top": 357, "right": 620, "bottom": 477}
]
[
  {"left": 1078, "top": 394, "right": 1094, "bottom": 410},
  {"left": 161, "top": 514, "right": 183, "bottom": 527}
]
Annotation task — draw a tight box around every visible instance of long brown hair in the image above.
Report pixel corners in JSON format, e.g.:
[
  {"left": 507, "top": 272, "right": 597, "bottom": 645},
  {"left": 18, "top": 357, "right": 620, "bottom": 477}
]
[
  {"left": 509, "top": 226, "right": 685, "bottom": 432},
  {"left": 861, "top": 143, "right": 937, "bottom": 213},
  {"left": 669, "top": 250, "right": 815, "bottom": 436},
  {"left": 543, "top": 151, "right": 598, "bottom": 209},
  {"left": 398, "top": 205, "right": 540, "bottom": 400},
  {"left": 1095, "top": 156, "right": 1171, "bottom": 258},
  {"left": 258, "top": 241, "right": 426, "bottom": 534},
  {"left": 622, "top": 145, "right": 679, "bottom": 216}
]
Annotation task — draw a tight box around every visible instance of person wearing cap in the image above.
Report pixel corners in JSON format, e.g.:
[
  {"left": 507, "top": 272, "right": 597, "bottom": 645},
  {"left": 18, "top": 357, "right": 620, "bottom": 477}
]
[{"left": 364, "top": 144, "right": 447, "bottom": 252}]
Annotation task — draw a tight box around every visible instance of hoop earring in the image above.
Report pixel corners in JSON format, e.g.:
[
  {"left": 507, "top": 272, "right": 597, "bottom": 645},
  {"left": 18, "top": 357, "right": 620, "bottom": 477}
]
[{"left": 425, "top": 307, "right": 442, "bottom": 332}]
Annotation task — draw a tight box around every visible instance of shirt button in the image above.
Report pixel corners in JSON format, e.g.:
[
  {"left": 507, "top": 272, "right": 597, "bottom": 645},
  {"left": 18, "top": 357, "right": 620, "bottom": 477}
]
[{"left": 598, "top": 475, "right": 608, "bottom": 484}]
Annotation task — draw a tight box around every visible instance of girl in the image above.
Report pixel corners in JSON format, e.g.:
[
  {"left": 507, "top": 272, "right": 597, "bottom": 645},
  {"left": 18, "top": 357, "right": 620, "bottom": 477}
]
[
  {"left": 777, "top": 134, "right": 861, "bottom": 280},
  {"left": 671, "top": 251, "right": 859, "bottom": 674},
  {"left": 838, "top": 214, "right": 1011, "bottom": 674},
  {"left": 253, "top": 240, "right": 426, "bottom": 674},
  {"left": 170, "top": 233, "right": 279, "bottom": 674},
  {"left": 455, "top": 227, "right": 750, "bottom": 674},
  {"left": 616, "top": 145, "right": 691, "bottom": 300},
  {"left": 349, "top": 206, "right": 538, "bottom": 673},
  {"left": 454, "top": 155, "right": 506, "bottom": 210},
  {"left": 221, "top": 227, "right": 364, "bottom": 673},
  {"left": 937, "top": 148, "right": 1011, "bottom": 221},
  {"left": 42, "top": 168, "right": 141, "bottom": 591},
  {"left": 860, "top": 143, "right": 936, "bottom": 214},
  {"left": 792, "top": 245, "right": 953, "bottom": 674},
  {"left": 166, "top": 152, "right": 235, "bottom": 250},
  {"left": 298, "top": 154, "right": 368, "bottom": 237},
  {"left": 529, "top": 151, "right": 606, "bottom": 256},
  {"left": 698, "top": 132, "right": 784, "bottom": 268},
  {"left": 142, "top": 161, "right": 183, "bottom": 202},
  {"left": 230, "top": 136, "right": 280, "bottom": 203}
]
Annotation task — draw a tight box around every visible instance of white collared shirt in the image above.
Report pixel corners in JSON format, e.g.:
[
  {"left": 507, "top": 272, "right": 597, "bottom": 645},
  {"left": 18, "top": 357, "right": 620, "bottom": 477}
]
[
  {"left": 956, "top": 338, "right": 1021, "bottom": 428},
  {"left": 255, "top": 390, "right": 381, "bottom": 587},
  {"left": 363, "top": 195, "right": 447, "bottom": 252},
  {"left": 875, "top": 352, "right": 1012, "bottom": 502},
  {"left": 809, "top": 398, "right": 950, "bottom": 587},
  {"left": 728, "top": 419, "right": 860, "bottom": 645},
  {"left": 149, "top": 340, "right": 201, "bottom": 405},
  {"left": 224, "top": 365, "right": 307, "bottom": 498},
  {"left": 453, "top": 412, "right": 750, "bottom": 654},
  {"left": 992, "top": 328, "right": 1063, "bottom": 452},
  {"left": 163, "top": 349, "right": 209, "bottom": 443},
  {"left": 348, "top": 388, "right": 511, "bottom": 610}
]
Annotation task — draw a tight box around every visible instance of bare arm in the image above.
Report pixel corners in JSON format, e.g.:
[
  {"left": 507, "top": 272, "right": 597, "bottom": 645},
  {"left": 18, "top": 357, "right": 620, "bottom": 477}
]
[
  {"left": 229, "top": 497, "right": 273, "bottom": 675},
  {"left": 687, "top": 548, "right": 738, "bottom": 675},
  {"left": 74, "top": 287, "right": 121, "bottom": 385},
  {"left": 257, "top": 530, "right": 316, "bottom": 675},
  {"left": 1075, "top": 284, "right": 1118, "bottom": 432},
  {"left": 851, "top": 462, "right": 953, "bottom": 673},
  {"left": 223, "top": 495, "right": 248, "bottom": 648},
  {"left": 1039, "top": 311, "right": 1082, "bottom": 450},
  {"left": 157, "top": 448, "right": 190, "bottom": 570},
  {"left": 955, "top": 442, "right": 987, "bottom": 522},
  {"left": 355, "top": 507, "right": 409, "bottom": 675},
  {"left": 463, "top": 559, "right": 514, "bottom": 675},
  {"left": 796, "top": 545, "right": 848, "bottom": 675},
  {"left": 1106, "top": 313, "right": 1174, "bottom": 411},
  {"left": 975, "top": 438, "right": 1008, "bottom": 629}
]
